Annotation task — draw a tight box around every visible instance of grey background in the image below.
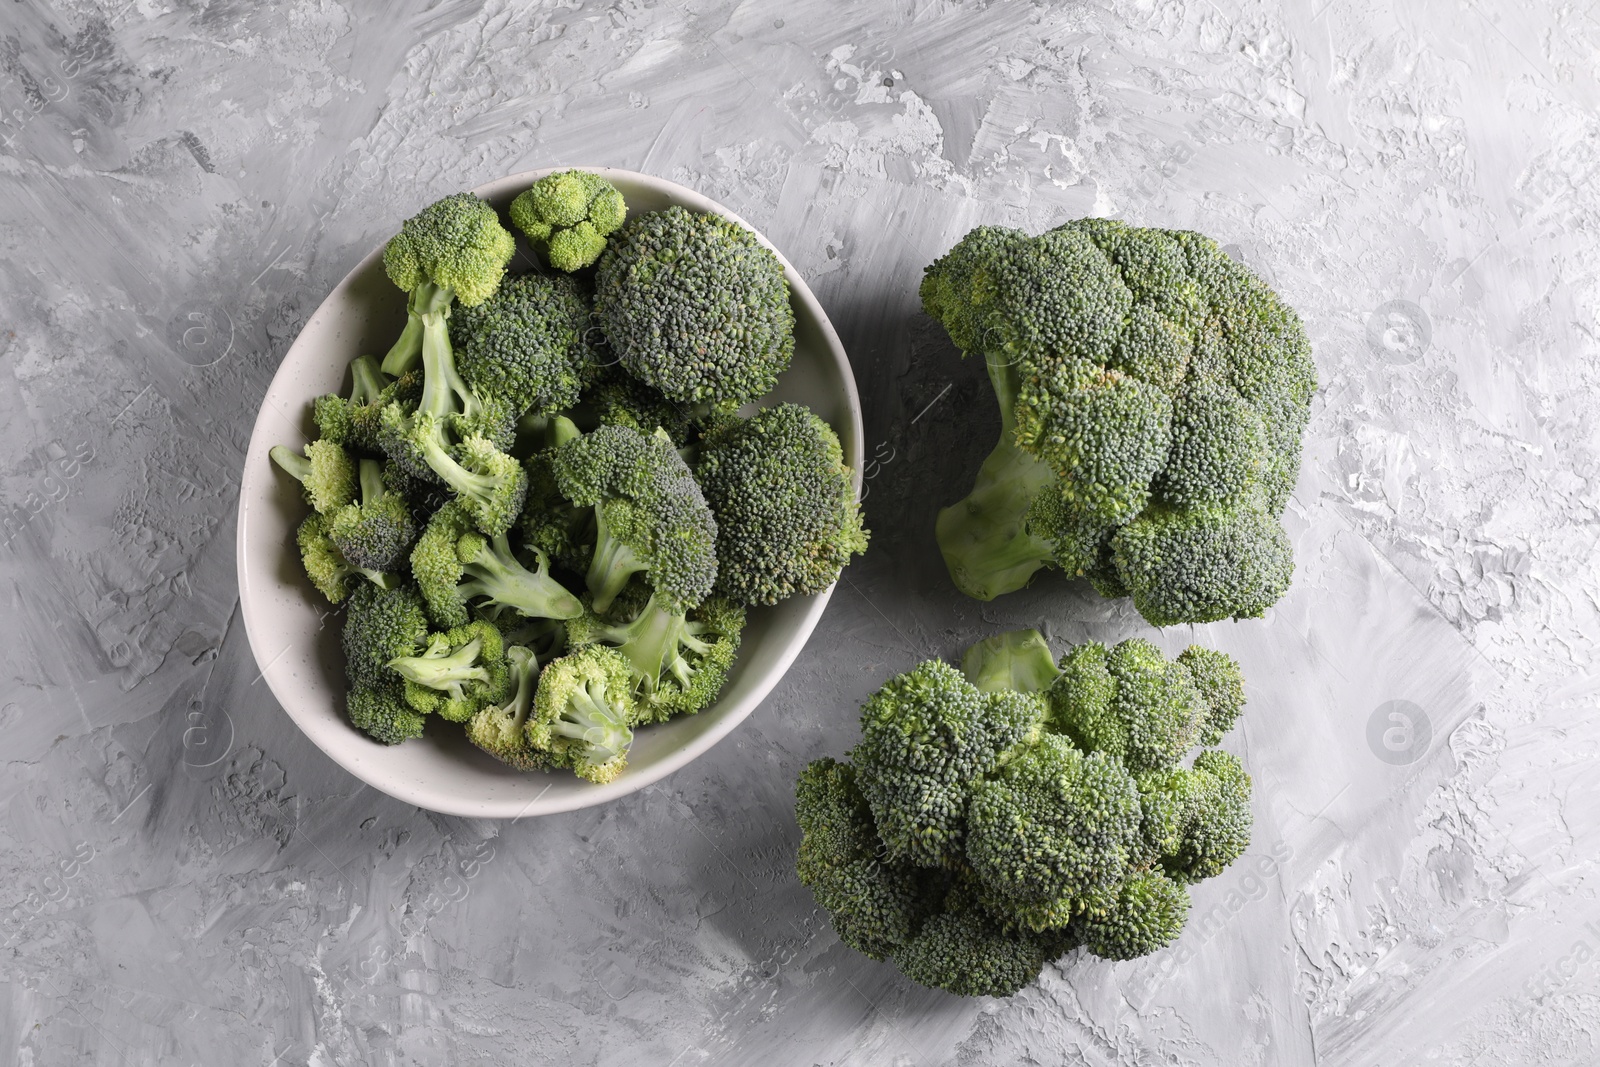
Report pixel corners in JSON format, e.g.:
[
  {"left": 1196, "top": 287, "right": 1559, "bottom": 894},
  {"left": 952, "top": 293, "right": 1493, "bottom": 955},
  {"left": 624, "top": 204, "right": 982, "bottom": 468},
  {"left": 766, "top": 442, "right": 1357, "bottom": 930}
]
[{"left": 2, "top": 1, "right": 1596, "bottom": 1064}]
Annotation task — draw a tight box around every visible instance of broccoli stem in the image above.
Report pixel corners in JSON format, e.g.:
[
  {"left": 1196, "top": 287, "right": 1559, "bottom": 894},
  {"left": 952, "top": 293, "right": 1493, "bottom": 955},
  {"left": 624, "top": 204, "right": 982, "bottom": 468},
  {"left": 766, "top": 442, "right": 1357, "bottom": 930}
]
[
  {"left": 350, "top": 355, "right": 387, "bottom": 405},
  {"left": 268, "top": 445, "right": 312, "bottom": 483},
  {"left": 554, "top": 681, "right": 630, "bottom": 760},
  {"left": 592, "top": 593, "right": 690, "bottom": 694},
  {"left": 935, "top": 357, "right": 1059, "bottom": 600},
  {"left": 358, "top": 458, "right": 385, "bottom": 504},
  {"left": 388, "top": 636, "right": 489, "bottom": 694},
  {"left": 585, "top": 500, "right": 649, "bottom": 613},
  {"left": 382, "top": 282, "right": 451, "bottom": 376},
  {"left": 460, "top": 536, "right": 585, "bottom": 620}
]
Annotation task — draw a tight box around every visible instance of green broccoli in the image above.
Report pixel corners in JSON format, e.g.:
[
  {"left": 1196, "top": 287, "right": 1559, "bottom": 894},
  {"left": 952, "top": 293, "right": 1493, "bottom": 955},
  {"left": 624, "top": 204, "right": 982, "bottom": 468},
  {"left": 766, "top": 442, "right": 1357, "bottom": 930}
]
[
  {"left": 696, "top": 404, "right": 868, "bottom": 606},
  {"left": 379, "top": 410, "right": 527, "bottom": 537},
  {"left": 594, "top": 205, "right": 795, "bottom": 406},
  {"left": 295, "top": 512, "right": 396, "bottom": 604},
  {"left": 584, "top": 365, "right": 704, "bottom": 445},
  {"left": 410, "top": 500, "right": 583, "bottom": 629},
  {"left": 795, "top": 629, "right": 1255, "bottom": 997},
  {"left": 387, "top": 619, "right": 510, "bottom": 722},
  {"left": 923, "top": 220, "right": 1315, "bottom": 626},
  {"left": 269, "top": 440, "right": 357, "bottom": 514},
  {"left": 325, "top": 459, "right": 418, "bottom": 573},
  {"left": 341, "top": 582, "right": 431, "bottom": 695},
  {"left": 465, "top": 644, "right": 543, "bottom": 769},
  {"left": 346, "top": 686, "right": 427, "bottom": 745},
  {"left": 449, "top": 271, "right": 602, "bottom": 418},
  {"left": 509, "top": 170, "right": 628, "bottom": 272},
  {"left": 565, "top": 592, "right": 745, "bottom": 722},
  {"left": 518, "top": 417, "right": 594, "bottom": 576},
  {"left": 961, "top": 628, "right": 1062, "bottom": 694},
  {"left": 312, "top": 356, "right": 412, "bottom": 454},
  {"left": 379, "top": 192, "right": 517, "bottom": 376},
  {"left": 549, "top": 423, "right": 718, "bottom": 614},
  {"left": 528, "top": 644, "right": 636, "bottom": 783}
]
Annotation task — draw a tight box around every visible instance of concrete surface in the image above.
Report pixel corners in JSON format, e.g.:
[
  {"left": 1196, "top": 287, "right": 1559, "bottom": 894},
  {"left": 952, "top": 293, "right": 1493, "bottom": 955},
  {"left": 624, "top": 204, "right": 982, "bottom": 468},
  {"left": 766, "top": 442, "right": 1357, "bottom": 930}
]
[{"left": 3, "top": 0, "right": 1598, "bottom": 1064}]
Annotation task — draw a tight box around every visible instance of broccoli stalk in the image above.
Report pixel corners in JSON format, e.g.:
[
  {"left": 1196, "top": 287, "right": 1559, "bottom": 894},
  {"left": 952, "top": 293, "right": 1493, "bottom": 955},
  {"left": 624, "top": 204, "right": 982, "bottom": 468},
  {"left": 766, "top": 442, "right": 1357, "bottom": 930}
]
[
  {"left": 387, "top": 620, "right": 510, "bottom": 722},
  {"left": 934, "top": 355, "right": 1060, "bottom": 601},
  {"left": 412, "top": 501, "right": 584, "bottom": 628},
  {"left": 961, "top": 628, "right": 1062, "bottom": 694},
  {"left": 466, "top": 645, "right": 542, "bottom": 769}
]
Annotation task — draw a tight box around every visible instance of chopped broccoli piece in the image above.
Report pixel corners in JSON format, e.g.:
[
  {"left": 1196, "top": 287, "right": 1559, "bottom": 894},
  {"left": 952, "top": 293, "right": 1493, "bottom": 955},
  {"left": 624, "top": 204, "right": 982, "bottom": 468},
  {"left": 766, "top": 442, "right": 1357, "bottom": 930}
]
[
  {"left": 923, "top": 220, "right": 1316, "bottom": 625},
  {"left": 295, "top": 512, "right": 395, "bottom": 604},
  {"left": 387, "top": 619, "right": 510, "bottom": 723},
  {"left": 312, "top": 356, "right": 418, "bottom": 455},
  {"left": 346, "top": 686, "right": 427, "bottom": 745},
  {"left": 342, "top": 582, "right": 431, "bottom": 695},
  {"left": 550, "top": 423, "right": 718, "bottom": 614},
  {"left": 449, "top": 271, "right": 603, "bottom": 418},
  {"left": 269, "top": 440, "right": 357, "bottom": 514},
  {"left": 410, "top": 500, "right": 583, "bottom": 629},
  {"left": 566, "top": 592, "right": 745, "bottom": 722},
  {"left": 326, "top": 459, "right": 418, "bottom": 573},
  {"left": 465, "top": 645, "right": 543, "bottom": 769},
  {"left": 594, "top": 205, "right": 795, "bottom": 406},
  {"left": 696, "top": 403, "right": 868, "bottom": 605},
  {"left": 509, "top": 170, "right": 628, "bottom": 272},
  {"left": 529, "top": 645, "right": 636, "bottom": 783}
]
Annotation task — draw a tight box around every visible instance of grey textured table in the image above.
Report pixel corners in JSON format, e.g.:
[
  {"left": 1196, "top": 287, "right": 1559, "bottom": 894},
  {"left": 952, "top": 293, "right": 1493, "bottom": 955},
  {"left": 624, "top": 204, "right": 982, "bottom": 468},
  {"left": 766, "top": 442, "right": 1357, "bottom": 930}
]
[{"left": 3, "top": 2, "right": 1595, "bottom": 1064}]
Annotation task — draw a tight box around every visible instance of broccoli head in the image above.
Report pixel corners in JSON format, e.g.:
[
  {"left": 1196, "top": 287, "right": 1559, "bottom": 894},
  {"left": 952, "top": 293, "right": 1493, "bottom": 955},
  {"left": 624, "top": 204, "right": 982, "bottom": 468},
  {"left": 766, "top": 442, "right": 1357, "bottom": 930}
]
[
  {"left": 342, "top": 582, "right": 431, "bottom": 694},
  {"left": 270, "top": 440, "right": 357, "bottom": 514},
  {"left": 528, "top": 644, "right": 636, "bottom": 783},
  {"left": 465, "top": 644, "right": 543, "bottom": 769},
  {"left": 696, "top": 403, "right": 868, "bottom": 606},
  {"left": 411, "top": 500, "right": 583, "bottom": 628},
  {"left": 346, "top": 686, "right": 427, "bottom": 746},
  {"left": 509, "top": 170, "right": 628, "bottom": 272},
  {"left": 550, "top": 423, "right": 718, "bottom": 614},
  {"left": 387, "top": 619, "right": 510, "bottom": 722},
  {"left": 326, "top": 459, "right": 418, "bottom": 573},
  {"left": 594, "top": 205, "right": 795, "bottom": 406},
  {"left": 923, "top": 220, "right": 1315, "bottom": 626},
  {"left": 1047, "top": 639, "right": 1205, "bottom": 775},
  {"left": 450, "top": 271, "right": 602, "bottom": 418}
]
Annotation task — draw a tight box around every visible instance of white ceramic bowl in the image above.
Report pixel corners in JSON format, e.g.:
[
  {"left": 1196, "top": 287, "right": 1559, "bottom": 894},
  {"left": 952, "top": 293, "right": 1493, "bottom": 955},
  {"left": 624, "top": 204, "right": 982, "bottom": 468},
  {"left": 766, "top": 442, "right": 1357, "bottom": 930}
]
[{"left": 236, "top": 168, "right": 862, "bottom": 818}]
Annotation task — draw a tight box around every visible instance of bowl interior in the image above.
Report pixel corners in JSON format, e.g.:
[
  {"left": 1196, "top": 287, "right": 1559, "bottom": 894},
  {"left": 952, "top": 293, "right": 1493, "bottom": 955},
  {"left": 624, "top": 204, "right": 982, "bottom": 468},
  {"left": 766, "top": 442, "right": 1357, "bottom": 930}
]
[{"left": 236, "top": 168, "right": 862, "bottom": 817}]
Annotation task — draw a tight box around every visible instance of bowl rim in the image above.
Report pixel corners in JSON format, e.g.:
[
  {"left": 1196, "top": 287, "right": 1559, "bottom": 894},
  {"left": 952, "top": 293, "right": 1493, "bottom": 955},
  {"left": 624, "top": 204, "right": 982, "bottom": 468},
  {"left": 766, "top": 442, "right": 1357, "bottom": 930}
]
[{"left": 235, "top": 166, "right": 863, "bottom": 817}]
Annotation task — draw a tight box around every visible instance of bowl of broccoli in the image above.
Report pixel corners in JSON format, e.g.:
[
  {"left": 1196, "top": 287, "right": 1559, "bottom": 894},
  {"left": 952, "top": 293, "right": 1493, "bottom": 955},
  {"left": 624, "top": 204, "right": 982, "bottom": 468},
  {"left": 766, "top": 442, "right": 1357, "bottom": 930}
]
[{"left": 237, "top": 168, "right": 865, "bottom": 817}]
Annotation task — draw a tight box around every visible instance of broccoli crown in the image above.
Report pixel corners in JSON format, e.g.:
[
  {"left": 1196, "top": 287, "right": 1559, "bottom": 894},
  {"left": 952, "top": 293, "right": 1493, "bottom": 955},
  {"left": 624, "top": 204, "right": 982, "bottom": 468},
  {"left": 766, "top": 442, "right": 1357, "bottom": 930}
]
[
  {"left": 565, "top": 591, "right": 745, "bottom": 723},
  {"left": 594, "top": 205, "right": 795, "bottom": 405},
  {"left": 550, "top": 423, "right": 718, "bottom": 613},
  {"left": 1177, "top": 645, "right": 1247, "bottom": 746},
  {"left": 383, "top": 192, "right": 516, "bottom": 307},
  {"left": 342, "top": 582, "right": 431, "bottom": 694},
  {"left": 450, "top": 271, "right": 601, "bottom": 417},
  {"left": 529, "top": 644, "right": 636, "bottom": 783},
  {"left": 583, "top": 365, "right": 703, "bottom": 444},
  {"left": 346, "top": 686, "right": 427, "bottom": 746},
  {"left": 794, "top": 630, "right": 1253, "bottom": 997},
  {"left": 509, "top": 170, "right": 628, "bottom": 272},
  {"left": 387, "top": 619, "right": 510, "bottom": 723},
  {"left": 270, "top": 440, "right": 357, "bottom": 514},
  {"left": 327, "top": 459, "right": 418, "bottom": 573},
  {"left": 849, "top": 660, "right": 1044, "bottom": 869},
  {"left": 411, "top": 500, "right": 584, "bottom": 629},
  {"left": 1047, "top": 639, "right": 1205, "bottom": 775},
  {"left": 923, "top": 220, "right": 1315, "bottom": 625},
  {"left": 465, "top": 644, "right": 543, "bottom": 769},
  {"left": 314, "top": 357, "right": 420, "bottom": 455},
  {"left": 961, "top": 628, "right": 1063, "bottom": 695},
  {"left": 696, "top": 403, "right": 868, "bottom": 606},
  {"left": 295, "top": 513, "right": 361, "bottom": 604}
]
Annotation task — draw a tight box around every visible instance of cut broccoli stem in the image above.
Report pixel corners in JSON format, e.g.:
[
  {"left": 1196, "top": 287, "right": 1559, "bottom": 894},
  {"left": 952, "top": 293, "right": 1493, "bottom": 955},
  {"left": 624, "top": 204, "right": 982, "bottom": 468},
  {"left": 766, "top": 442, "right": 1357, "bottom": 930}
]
[
  {"left": 935, "top": 357, "right": 1059, "bottom": 600},
  {"left": 382, "top": 281, "right": 451, "bottom": 376},
  {"left": 460, "top": 536, "right": 585, "bottom": 621},
  {"left": 269, "top": 445, "right": 312, "bottom": 483},
  {"left": 389, "top": 634, "right": 489, "bottom": 694},
  {"left": 350, "top": 355, "right": 387, "bottom": 405},
  {"left": 553, "top": 680, "right": 632, "bottom": 762},
  {"left": 592, "top": 592, "right": 691, "bottom": 695},
  {"left": 585, "top": 500, "right": 650, "bottom": 614}
]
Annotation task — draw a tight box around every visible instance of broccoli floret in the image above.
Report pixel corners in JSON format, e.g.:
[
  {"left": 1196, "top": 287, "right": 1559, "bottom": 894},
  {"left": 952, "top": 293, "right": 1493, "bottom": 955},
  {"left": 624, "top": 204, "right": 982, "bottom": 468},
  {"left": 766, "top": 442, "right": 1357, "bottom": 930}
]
[
  {"left": 550, "top": 423, "right": 718, "bottom": 614},
  {"left": 923, "top": 220, "right": 1315, "bottom": 625},
  {"left": 342, "top": 582, "right": 431, "bottom": 694},
  {"left": 1161, "top": 749, "right": 1252, "bottom": 884},
  {"left": 379, "top": 192, "right": 516, "bottom": 375},
  {"left": 1047, "top": 639, "right": 1205, "bottom": 775},
  {"left": 387, "top": 619, "right": 510, "bottom": 722},
  {"left": 965, "top": 735, "right": 1143, "bottom": 931},
  {"left": 893, "top": 882, "right": 1069, "bottom": 998},
  {"left": 961, "top": 628, "right": 1063, "bottom": 695},
  {"left": 449, "top": 272, "right": 602, "bottom": 418},
  {"left": 270, "top": 440, "right": 357, "bottom": 514},
  {"left": 465, "top": 644, "right": 543, "bottom": 769},
  {"left": 1079, "top": 870, "right": 1190, "bottom": 961},
  {"left": 410, "top": 500, "right": 583, "bottom": 629},
  {"left": 849, "top": 660, "right": 1044, "bottom": 869},
  {"left": 326, "top": 459, "right": 418, "bottom": 573},
  {"left": 528, "top": 645, "right": 636, "bottom": 783},
  {"left": 379, "top": 409, "right": 527, "bottom": 536},
  {"left": 509, "top": 170, "right": 628, "bottom": 272},
  {"left": 295, "top": 512, "right": 396, "bottom": 604},
  {"left": 312, "top": 356, "right": 416, "bottom": 455},
  {"left": 566, "top": 592, "right": 744, "bottom": 722},
  {"left": 346, "top": 686, "right": 427, "bottom": 745},
  {"left": 794, "top": 757, "right": 942, "bottom": 961},
  {"left": 594, "top": 205, "right": 795, "bottom": 406},
  {"left": 696, "top": 404, "right": 868, "bottom": 606},
  {"left": 1178, "top": 645, "right": 1247, "bottom": 746},
  {"left": 584, "top": 365, "right": 705, "bottom": 444}
]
